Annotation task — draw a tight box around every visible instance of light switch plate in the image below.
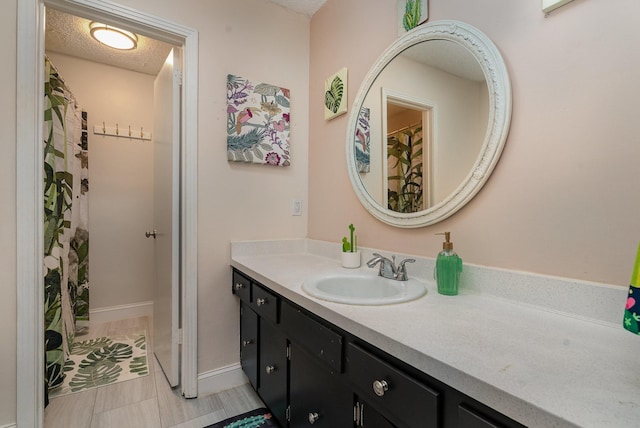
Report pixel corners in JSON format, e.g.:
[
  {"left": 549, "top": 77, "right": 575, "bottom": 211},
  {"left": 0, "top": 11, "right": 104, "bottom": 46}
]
[
  {"left": 291, "top": 199, "right": 302, "bottom": 216},
  {"left": 542, "top": 0, "right": 574, "bottom": 13}
]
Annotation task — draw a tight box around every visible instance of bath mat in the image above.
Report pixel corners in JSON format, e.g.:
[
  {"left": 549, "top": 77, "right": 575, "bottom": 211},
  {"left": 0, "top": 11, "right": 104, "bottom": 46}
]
[
  {"left": 205, "top": 408, "right": 278, "bottom": 428},
  {"left": 49, "top": 331, "right": 148, "bottom": 398}
]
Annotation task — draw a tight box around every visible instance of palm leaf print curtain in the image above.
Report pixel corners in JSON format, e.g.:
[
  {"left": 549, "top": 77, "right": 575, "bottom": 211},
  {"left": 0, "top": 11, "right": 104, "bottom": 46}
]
[{"left": 44, "top": 57, "right": 90, "bottom": 390}]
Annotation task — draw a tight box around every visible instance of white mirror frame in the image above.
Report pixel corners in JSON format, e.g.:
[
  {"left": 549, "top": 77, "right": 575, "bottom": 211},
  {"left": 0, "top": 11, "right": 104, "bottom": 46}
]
[{"left": 346, "top": 20, "right": 512, "bottom": 228}]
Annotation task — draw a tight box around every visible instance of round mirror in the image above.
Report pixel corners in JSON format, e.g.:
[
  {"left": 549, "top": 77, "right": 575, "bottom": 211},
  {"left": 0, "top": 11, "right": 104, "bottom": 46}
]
[{"left": 346, "top": 20, "right": 511, "bottom": 227}]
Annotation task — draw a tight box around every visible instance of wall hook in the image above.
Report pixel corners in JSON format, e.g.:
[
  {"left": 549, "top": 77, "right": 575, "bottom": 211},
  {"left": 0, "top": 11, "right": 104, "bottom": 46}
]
[{"left": 102, "top": 121, "right": 106, "bottom": 133}]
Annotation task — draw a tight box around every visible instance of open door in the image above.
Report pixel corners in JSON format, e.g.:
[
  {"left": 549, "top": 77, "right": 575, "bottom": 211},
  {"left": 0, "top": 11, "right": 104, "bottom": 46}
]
[{"left": 153, "top": 48, "right": 181, "bottom": 387}]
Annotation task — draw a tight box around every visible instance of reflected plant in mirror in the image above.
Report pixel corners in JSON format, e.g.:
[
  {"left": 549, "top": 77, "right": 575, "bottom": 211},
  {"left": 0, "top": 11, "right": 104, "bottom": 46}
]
[
  {"left": 346, "top": 20, "right": 512, "bottom": 228},
  {"left": 387, "top": 123, "right": 423, "bottom": 213}
]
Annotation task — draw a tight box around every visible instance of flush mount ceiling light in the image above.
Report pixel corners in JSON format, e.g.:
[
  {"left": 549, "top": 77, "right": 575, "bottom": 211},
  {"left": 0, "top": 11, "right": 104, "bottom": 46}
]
[{"left": 89, "top": 22, "right": 138, "bottom": 50}]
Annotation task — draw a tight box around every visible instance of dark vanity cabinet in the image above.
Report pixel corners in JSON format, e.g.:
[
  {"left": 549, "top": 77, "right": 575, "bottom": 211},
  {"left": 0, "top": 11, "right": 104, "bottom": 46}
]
[
  {"left": 289, "top": 342, "right": 353, "bottom": 426},
  {"left": 259, "top": 318, "right": 288, "bottom": 425},
  {"left": 239, "top": 301, "right": 258, "bottom": 389},
  {"left": 232, "top": 268, "right": 526, "bottom": 428}
]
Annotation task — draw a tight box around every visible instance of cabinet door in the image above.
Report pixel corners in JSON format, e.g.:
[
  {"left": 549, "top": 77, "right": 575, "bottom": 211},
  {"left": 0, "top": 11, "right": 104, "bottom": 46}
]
[
  {"left": 289, "top": 342, "right": 352, "bottom": 427},
  {"left": 355, "top": 398, "right": 395, "bottom": 428},
  {"left": 347, "top": 343, "right": 440, "bottom": 427},
  {"left": 240, "top": 302, "right": 259, "bottom": 389},
  {"left": 259, "top": 318, "right": 288, "bottom": 427}
]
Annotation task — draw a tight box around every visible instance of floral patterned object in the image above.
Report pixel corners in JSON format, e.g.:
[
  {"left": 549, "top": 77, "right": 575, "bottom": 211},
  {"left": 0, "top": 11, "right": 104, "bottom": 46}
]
[
  {"left": 49, "top": 331, "right": 148, "bottom": 397},
  {"left": 44, "top": 57, "right": 90, "bottom": 391},
  {"left": 355, "top": 107, "right": 371, "bottom": 173},
  {"left": 227, "top": 74, "right": 291, "bottom": 166},
  {"left": 623, "top": 243, "right": 640, "bottom": 335}
]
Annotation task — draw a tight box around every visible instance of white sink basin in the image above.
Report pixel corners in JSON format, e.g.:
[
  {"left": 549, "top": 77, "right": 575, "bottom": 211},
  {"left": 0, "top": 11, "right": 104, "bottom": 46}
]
[{"left": 302, "top": 272, "right": 427, "bottom": 305}]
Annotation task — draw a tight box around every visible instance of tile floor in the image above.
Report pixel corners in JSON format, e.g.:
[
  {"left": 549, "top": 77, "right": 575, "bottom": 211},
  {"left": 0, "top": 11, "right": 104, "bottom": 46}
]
[{"left": 44, "top": 316, "right": 264, "bottom": 428}]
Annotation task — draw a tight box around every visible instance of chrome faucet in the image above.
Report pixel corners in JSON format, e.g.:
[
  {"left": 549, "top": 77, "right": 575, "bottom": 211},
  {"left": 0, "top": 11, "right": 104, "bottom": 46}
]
[{"left": 366, "top": 253, "right": 415, "bottom": 281}]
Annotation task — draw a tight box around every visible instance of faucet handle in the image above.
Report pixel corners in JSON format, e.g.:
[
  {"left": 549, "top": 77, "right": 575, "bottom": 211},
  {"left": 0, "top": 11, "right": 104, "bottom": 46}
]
[{"left": 396, "top": 258, "right": 415, "bottom": 281}]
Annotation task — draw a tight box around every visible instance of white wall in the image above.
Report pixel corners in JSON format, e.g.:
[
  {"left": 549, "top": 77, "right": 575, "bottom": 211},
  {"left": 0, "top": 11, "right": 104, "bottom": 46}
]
[
  {"left": 45, "top": 52, "right": 156, "bottom": 311},
  {"left": 0, "top": 0, "right": 17, "bottom": 422},
  {"left": 100, "top": 0, "right": 310, "bottom": 376},
  {"left": 4, "top": 0, "right": 309, "bottom": 425}
]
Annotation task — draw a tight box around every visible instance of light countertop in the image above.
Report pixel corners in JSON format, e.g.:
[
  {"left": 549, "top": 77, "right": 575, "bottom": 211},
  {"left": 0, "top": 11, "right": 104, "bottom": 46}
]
[{"left": 231, "top": 240, "right": 640, "bottom": 428}]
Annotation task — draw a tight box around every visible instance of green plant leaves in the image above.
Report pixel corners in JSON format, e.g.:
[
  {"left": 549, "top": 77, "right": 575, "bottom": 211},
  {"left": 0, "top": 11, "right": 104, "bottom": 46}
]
[
  {"left": 49, "top": 332, "right": 149, "bottom": 397},
  {"left": 403, "top": 0, "right": 422, "bottom": 31},
  {"left": 134, "top": 334, "right": 146, "bottom": 350},
  {"left": 68, "top": 360, "right": 123, "bottom": 392},
  {"left": 71, "top": 337, "right": 113, "bottom": 355},
  {"left": 325, "top": 76, "right": 344, "bottom": 114},
  {"left": 387, "top": 126, "right": 424, "bottom": 213},
  {"left": 67, "top": 343, "right": 133, "bottom": 391},
  {"left": 130, "top": 356, "right": 149, "bottom": 376}
]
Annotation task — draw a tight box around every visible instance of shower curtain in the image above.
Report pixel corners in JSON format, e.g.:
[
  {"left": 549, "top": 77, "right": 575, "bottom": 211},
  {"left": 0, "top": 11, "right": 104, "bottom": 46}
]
[{"left": 44, "top": 56, "right": 90, "bottom": 391}]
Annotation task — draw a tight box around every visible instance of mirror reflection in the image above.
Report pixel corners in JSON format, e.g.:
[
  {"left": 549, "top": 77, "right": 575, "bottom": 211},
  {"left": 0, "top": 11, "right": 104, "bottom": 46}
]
[{"left": 355, "top": 39, "right": 489, "bottom": 213}]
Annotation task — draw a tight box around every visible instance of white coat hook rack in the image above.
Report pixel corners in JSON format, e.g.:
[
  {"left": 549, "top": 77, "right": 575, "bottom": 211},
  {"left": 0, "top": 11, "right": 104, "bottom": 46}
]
[{"left": 93, "top": 121, "right": 152, "bottom": 141}]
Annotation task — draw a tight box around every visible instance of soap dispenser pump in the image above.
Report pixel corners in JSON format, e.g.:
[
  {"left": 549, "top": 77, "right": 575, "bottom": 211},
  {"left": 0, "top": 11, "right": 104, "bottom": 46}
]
[{"left": 435, "top": 232, "right": 463, "bottom": 295}]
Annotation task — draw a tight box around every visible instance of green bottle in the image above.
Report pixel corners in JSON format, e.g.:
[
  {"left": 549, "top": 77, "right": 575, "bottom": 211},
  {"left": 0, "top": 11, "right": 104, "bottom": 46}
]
[{"left": 435, "top": 232, "right": 463, "bottom": 296}]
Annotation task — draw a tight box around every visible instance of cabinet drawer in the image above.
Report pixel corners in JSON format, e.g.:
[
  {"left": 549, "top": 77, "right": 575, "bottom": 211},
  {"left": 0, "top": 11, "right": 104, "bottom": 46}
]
[
  {"left": 251, "top": 283, "right": 279, "bottom": 324},
  {"left": 232, "top": 270, "right": 251, "bottom": 303},
  {"left": 459, "top": 405, "right": 508, "bottom": 428},
  {"left": 281, "top": 301, "right": 343, "bottom": 372},
  {"left": 347, "top": 343, "right": 440, "bottom": 427}
]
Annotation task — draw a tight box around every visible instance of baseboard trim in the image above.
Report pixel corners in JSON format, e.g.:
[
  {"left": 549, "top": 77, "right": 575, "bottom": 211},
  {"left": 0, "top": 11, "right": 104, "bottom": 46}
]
[
  {"left": 197, "top": 363, "right": 248, "bottom": 396},
  {"left": 0, "top": 423, "right": 17, "bottom": 428},
  {"left": 89, "top": 301, "right": 154, "bottom": 323}
]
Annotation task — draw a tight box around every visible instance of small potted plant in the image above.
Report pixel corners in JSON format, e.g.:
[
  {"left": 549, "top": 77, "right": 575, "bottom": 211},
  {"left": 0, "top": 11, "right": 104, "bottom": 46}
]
[{"left": 341, "top": 224, "right": 360, "bottom": 268}]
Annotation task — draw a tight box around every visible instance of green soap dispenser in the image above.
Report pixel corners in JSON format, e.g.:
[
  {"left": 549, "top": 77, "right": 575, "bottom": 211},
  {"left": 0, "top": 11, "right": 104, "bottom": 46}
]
[{"left": 435, "top": 232, "right": 463, "bottom": 295}]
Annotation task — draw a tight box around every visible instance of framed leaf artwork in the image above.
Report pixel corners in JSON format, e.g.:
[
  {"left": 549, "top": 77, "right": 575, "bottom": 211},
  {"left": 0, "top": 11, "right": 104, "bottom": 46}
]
[
  {"left": 324, "top": 67, "right": 348, "bottom": 120},
  {"left": 397, "top": 0, "right": 428, "bottom": 35},
  {"left": 227, "top": 74, "right": 291, "bottom": 166}
]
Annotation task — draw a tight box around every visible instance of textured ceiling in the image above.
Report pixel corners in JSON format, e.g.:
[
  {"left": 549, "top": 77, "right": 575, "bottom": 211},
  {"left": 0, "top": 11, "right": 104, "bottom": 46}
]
[
  {"left": 267, "top": 0, "right": 327, "bottom": 17},
  {"left": 45, "top": 1, "right": 326, "bottom": 76},
  {"left": 45, "top": 8, "right": 174, "bottom": 76}
]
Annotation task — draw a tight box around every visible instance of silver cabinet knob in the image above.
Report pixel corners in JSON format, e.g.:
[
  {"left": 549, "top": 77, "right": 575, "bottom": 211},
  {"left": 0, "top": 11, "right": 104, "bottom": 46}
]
[
  {"left": 373, "top": 379, "right": 389, "bottom": 396},
  {"left": 242, "top": 339, "right": 253, "bottom": 347},
  {"left": 235, "top": 282, "right": 245, "bottom": 291},
  {"left": 308, "top": 412, "right": 319, "bottom": 424},
  {"left": 265, "top": 365, "right": 276, "bottom": 374},
  {"left": 256, "top": 297, "right": 267, "bottom": 306}
]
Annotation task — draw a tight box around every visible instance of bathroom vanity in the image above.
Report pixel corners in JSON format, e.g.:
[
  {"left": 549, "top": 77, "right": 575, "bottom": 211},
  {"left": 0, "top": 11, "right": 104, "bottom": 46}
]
[
  {"left": 231, "top": 239, "right": 640, "bottom": 428},
  {"left": 233, "top": 267, "right": 524, "bottom": 427}
]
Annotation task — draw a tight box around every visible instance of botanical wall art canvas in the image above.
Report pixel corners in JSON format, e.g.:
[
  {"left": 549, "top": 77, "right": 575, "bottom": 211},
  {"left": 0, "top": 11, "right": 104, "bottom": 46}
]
[
  {"left": 227, "top": 74, "right": 291, "bottom": 166},
  {"left": 397, "top": 0, "right": 428, "bottom": 35},
  {"left": 355, "top": 107, "right": 370, "bottom": 173},
  {"left": 324, "top": 67, "right": 348, "bottom": 120}
]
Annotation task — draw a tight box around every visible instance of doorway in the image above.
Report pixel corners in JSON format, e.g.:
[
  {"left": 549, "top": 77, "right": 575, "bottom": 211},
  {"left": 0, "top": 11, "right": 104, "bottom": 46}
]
[{"left": 17, "top": 1, "right": 199, "bottom": 426}]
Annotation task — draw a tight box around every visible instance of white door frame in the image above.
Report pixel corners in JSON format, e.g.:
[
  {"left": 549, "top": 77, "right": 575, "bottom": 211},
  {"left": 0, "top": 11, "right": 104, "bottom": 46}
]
[{"left": 17, "top": 1, "right": 199, "bottom": 426}]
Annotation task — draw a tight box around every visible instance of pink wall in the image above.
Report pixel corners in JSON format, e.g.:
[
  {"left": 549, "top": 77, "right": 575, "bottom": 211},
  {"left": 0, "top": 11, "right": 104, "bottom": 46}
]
[{"left": 309, "top": 0, "right": 640, "bottom": 286}]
